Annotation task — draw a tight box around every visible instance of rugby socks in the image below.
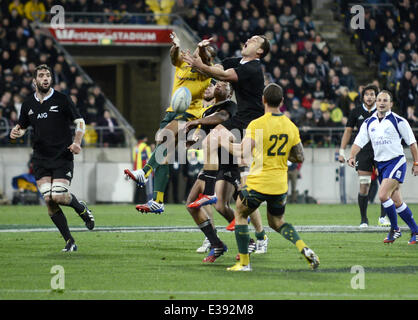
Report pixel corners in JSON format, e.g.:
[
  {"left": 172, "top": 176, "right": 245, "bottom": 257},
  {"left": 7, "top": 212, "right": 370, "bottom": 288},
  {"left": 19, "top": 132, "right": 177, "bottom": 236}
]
[
  {"left": 198, "top": 220, "right": 222, "bottom": 247},
  {"left": 380, "top": 204, "right": 386, "bottom": 218},
  {"left": 278, "top": 223, "right": 306, "bottom": 252},
  {"left": 152, "top": 164, "right": 169, "bottom": 203},
  {"left": 255, "top": 229, "right": 266, "bottom": 241},
  {"left": 203, "top": 170, "right": 217, "bottom": 195},
  {"left": 235, "top": 224, "right": 250, "bottom": 265},
  {"left": 50, "top": 210, "right": 74, "bottom": 243},
  {"left": 358, "top": 194, "right": 369, "bottom": 223},
  {"left": 396, "top": 203, "right": 418, "bottom": 233},
  {"left": 68, "top": 194, "right": 85, "bottom": 214},
  {"left": 143, "top": 143, "right": 167, "bottom": 178},
  {"left": 382, "top": 199, "right": 398, "bottom": 230}
]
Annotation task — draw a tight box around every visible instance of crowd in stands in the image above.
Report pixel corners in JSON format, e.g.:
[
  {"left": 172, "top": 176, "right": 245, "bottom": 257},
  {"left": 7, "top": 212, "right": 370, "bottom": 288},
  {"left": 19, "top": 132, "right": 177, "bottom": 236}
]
[
  {"left": 339, "top": 0, "right": 418, "bottom": 127},
  {"left": 0, "top": 0, "right": 124, "bottom": 146},
  {"left": 1, "top": 1, "right": 416, "bottom": 149}
]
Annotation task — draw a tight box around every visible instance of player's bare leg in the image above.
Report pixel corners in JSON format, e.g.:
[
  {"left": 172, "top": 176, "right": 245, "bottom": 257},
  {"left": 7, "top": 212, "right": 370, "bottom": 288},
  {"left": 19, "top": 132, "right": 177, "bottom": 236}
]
[
  {"left": 49, "top": 178, "right": 94, "bottom": 230},
  {"left": 187, "top": 179, "right": 227, "bottom": 260},
  {"left": 188, "top": 124, "right": 235, "bottom": 208},
  {"left": 37, "top": 177, "right": 77, "bottom": 251}
]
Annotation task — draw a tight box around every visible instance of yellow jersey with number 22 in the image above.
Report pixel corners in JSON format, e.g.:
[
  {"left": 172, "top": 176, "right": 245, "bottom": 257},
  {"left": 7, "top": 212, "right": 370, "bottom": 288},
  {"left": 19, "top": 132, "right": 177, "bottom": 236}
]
[{"left": 245, "top": 112, "right": 301, "bottom": 195}]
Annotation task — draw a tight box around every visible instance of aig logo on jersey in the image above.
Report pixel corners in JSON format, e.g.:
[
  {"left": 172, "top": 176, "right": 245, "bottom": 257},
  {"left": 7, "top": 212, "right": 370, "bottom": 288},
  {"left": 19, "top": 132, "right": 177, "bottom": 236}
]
[{"left": 37, "top": 112, "right": 48, "bottom": 119}]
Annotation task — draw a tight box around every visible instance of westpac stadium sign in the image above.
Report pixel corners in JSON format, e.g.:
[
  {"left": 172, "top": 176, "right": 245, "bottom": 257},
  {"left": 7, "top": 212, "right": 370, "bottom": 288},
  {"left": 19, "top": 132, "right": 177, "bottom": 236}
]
[{"left": 44, "top": 24, "right": 173, "bottom": 45}]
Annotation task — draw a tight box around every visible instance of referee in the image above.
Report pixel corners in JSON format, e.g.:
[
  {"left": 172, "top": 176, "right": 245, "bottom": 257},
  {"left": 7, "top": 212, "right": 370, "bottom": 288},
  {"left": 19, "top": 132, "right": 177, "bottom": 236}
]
[
  {"left": 10, "top": 64, "right": 94, "bottom": 252},
  {"left": 338, "top": 84, "right": 388, "bottom": 227}
]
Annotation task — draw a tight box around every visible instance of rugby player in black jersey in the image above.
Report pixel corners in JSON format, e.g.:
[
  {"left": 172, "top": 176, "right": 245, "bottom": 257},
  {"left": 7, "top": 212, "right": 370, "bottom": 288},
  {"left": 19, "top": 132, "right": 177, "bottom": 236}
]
[
  {"left": 10, "top": 64, "right": 94, "bottom": 252},
  {"left": 185, "top": 81, "right": 267, "bottom": 262},
  {"left": 338, "top": 84, "right": 389, "bottom": 227},
  {"left": 183, "top": 35, "right": 270, "bottom": 209}
]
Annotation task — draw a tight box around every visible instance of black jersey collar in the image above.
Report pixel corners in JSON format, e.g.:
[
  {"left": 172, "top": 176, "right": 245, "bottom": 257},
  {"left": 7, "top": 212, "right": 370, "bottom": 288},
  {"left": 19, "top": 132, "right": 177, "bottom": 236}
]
[
  {"left": 34, "top": 88, "right": 54, "bottom": 102},
  {"left": 362, "top": 103, "right": 376, "bottom": 113}
]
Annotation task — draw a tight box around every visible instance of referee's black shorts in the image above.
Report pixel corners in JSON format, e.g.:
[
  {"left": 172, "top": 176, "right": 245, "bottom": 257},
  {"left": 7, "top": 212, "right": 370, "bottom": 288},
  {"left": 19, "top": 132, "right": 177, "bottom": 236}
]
[{"left": 355, "top": 148, "right": 375, "bottom": 173}]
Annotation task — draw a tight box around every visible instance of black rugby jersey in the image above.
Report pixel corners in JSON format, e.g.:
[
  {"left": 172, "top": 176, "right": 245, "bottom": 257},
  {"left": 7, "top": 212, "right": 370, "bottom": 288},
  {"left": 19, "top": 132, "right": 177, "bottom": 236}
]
[
  {"left": 346, "top": 104, "right": 376, "bottom": 151},
  {"left": 18, "top": 89, "right": 82, "bottom": 161},
  {"left": 221, "top": 57, "right": 264, "bottom": 124}
]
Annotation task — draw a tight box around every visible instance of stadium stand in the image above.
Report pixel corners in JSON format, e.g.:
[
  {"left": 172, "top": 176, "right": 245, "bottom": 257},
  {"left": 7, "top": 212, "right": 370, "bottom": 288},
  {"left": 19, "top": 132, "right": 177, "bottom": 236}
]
[
  {"left": 337, "top": 0, "right": 417, "bottom": 126},
  {"left": 1, "top": 0, "right": 416, "bottom": 149}
]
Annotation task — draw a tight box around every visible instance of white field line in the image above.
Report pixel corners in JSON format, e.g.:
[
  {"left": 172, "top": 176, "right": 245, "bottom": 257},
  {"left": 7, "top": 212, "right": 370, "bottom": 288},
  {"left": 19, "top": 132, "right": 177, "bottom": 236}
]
[
  {"left": 1, "top": 288, "right": 418, "bottom": 299},
  {"left": 0, "top": 225, "right": 405, "bottom": 233}
]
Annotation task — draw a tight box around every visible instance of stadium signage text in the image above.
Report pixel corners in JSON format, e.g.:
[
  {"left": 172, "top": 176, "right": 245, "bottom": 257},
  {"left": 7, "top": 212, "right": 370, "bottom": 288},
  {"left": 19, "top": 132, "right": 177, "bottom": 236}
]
[{"left": 47, "top": 25, "right": 173, "bottom": 45}]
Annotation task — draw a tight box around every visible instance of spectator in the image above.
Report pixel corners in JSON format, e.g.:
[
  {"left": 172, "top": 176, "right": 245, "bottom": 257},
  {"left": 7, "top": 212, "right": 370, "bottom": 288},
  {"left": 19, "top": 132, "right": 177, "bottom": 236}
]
[
  {"left": 279, "top": 5, "right": 296, "bottom": 28},
  {"left": 339, "top": 66, "right": 355, "bottom": 91},
  {"left": 303, "top": 63, "right": 319, "bottom": 91},
  {"left": 97, "top": 110, "right": 123, "bottom": 147},
  {"left": 9, "top": 0, "right": 25, "bottom": 17},
  {"left": 24, "top": 0, "right": 46, "bottom": 21},
  {"left": 328, "top": 100, "right": 344, "bottom": 126},
  {"left": 379, "top": 42, "right": 397, "bottom": 73},
  {"left": 289, "top": 98, "right": 306, "bottom": 126}
]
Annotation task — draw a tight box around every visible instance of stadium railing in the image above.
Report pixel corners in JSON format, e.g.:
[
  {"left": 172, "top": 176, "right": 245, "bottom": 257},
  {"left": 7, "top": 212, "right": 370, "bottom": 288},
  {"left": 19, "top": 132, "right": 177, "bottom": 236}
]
[{"left": 0, "top": 123, "right": 129, "bottom": 148}]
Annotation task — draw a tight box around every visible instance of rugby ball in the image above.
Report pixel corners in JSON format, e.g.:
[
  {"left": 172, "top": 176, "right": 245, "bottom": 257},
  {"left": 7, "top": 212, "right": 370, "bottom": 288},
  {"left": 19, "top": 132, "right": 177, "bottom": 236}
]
[{"left": 171, "top": 87, "right": 192, "bottom": 114}]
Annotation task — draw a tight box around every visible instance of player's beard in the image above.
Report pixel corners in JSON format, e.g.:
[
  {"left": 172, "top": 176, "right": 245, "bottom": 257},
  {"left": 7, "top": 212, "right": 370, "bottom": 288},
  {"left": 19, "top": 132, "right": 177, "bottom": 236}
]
[{"left": 36, "top": 81, "right": 51, "bottom": 93}]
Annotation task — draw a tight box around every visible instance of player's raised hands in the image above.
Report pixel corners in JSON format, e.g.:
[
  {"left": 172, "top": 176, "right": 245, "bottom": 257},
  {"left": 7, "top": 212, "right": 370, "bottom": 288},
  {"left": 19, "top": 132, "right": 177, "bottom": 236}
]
[
  {"left": 183, "top": 50, "right": 203, "bottom": 69},
  {"left": 198, "top": 37, "right": 213, "bottom": 48},
  {"left": 10, "top": 124, "right": 25, "bottom": 139},
  {"left": 169, "top": 32, "right": 180, "bottom": 47},
  {"left": 68, "top": 142, "right": 81, "bottom": 155}
]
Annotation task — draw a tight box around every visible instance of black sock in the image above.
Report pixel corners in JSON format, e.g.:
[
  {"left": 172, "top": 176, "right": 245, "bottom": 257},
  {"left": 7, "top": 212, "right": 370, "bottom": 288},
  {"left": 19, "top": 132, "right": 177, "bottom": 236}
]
[
  {"left": 380, "top": 204, "right": 386, "bottom": 218},
  {"left": 198, "top": 220, "right": 222, "bottom": 246},
  {"left": 358, "top": 194, "right": 368, "bottom": 223},
  {"left": 50, "top": 210, "right": 74, "bottom": 243},
  {"left": 203, "top": 170, "right": 217, "bottom": 195},
  {"left": 68, "top": 194, "right": 85, "bottom": 214}
]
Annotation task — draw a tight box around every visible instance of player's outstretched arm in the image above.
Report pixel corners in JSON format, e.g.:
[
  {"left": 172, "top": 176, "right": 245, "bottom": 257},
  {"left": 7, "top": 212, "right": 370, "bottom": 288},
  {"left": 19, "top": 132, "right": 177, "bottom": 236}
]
[
  {"left": 183, "top": 51, "right": 238, "bottom": 82},
  {"left": 288, "top": 142, "right": 304, "bottom": 163},
  {"left": 338, "top": 127, "right": 353, "bottom": 163},
  {"left": 169, "top": 32, "right": 182, "bottom": 66}
]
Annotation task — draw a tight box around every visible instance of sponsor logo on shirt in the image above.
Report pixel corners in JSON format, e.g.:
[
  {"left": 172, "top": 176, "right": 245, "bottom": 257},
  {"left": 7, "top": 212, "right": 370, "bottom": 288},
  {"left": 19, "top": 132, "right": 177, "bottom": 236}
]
[
  {"left": 37, "top": 112, "right": 48, "bottom": 119},
  {"left": 28, "top": 109, "right": 34, "bottom": 116},
  {"left": 49, "top": 105, "right": 59, "bottom": 112},
  {"left": 358, "top": 115, "right": 364, "bottom": 120}
]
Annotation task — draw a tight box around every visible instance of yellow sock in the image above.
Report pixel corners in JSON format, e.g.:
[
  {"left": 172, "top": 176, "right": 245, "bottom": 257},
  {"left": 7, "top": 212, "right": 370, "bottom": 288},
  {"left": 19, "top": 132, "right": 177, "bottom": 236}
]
[
  {"left": 239, "top": 254, "right": 250, "bottom": 265},
  {"left": 295, "top": 240, "right": 307, "bottom": 252},
  {"left": 155, "top": 191, "right": 164, "bottom": 203}
]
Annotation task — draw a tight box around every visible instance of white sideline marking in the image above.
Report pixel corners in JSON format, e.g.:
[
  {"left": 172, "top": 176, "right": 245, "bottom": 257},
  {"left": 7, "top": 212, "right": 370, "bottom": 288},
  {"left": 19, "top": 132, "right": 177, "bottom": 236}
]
[
  {"left": 0, "top": 225, "right": 406, "bottom": 233},
  {"left": 1, "top": 288, "right": 418, "bottom": 299}
]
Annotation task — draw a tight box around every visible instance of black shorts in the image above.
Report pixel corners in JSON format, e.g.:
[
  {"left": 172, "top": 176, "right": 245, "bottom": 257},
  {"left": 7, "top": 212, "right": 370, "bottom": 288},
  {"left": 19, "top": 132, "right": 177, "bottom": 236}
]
[
  {"left": 217, "top": 166, "right": 241, "bottom": 191},
  {"left": 32, "top": 158, "right": 74, "bottom": 182},
  {"left": 221, "top": 117, "right": 249, "bottom": 141},
  {"left": 197, "top": 166, "right": 241, "bottom": 191},
  {"left": 355, "top": 148, "right": 375, "bottom": 172}
]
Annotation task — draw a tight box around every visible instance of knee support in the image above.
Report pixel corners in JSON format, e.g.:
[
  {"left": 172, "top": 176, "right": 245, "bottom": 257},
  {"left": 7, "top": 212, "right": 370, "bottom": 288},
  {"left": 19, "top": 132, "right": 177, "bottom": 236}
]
[
  {"left": 38, "top": 183, "right": 52, "bottom": 199},
  {"left": 51, "top": 181, "right": 70, "bottom": 198},
  {"left": 359, "top": 176, "right": 371, "bottom": 185}
]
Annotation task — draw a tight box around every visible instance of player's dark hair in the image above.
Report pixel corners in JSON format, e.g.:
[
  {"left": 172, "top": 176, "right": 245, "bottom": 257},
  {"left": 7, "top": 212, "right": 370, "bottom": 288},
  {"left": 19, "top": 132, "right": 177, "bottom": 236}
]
[
  {"left": 361, "top": 83, "right": 379, "bottom": 101},
  {"left": 378, "top": 89, "right": 394, "bottom": 102},
  {"left": 33, "top": 64, "right": 52, "bottom": 78},
  {"left": 259, "top": 35, "right": 270, "bottom": 59},
  {"left": 263, "top": 83, "right": 283, "bottom": 107}
]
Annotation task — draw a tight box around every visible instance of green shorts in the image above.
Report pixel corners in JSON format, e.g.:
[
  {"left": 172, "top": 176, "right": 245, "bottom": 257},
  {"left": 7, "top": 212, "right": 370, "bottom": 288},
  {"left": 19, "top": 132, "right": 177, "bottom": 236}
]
[
  {"left": 159, "top": 111, "right": 197, "bottom": 129},
  {"left": 239, "top": 186, "right": 287, "bottom": 216}
]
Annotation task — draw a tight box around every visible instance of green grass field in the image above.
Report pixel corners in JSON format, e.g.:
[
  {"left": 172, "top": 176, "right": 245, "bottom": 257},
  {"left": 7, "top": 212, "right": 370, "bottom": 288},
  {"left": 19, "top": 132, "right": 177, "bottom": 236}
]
[{"left": 1, "top": 203, "right": 418, "bottom": 300}]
